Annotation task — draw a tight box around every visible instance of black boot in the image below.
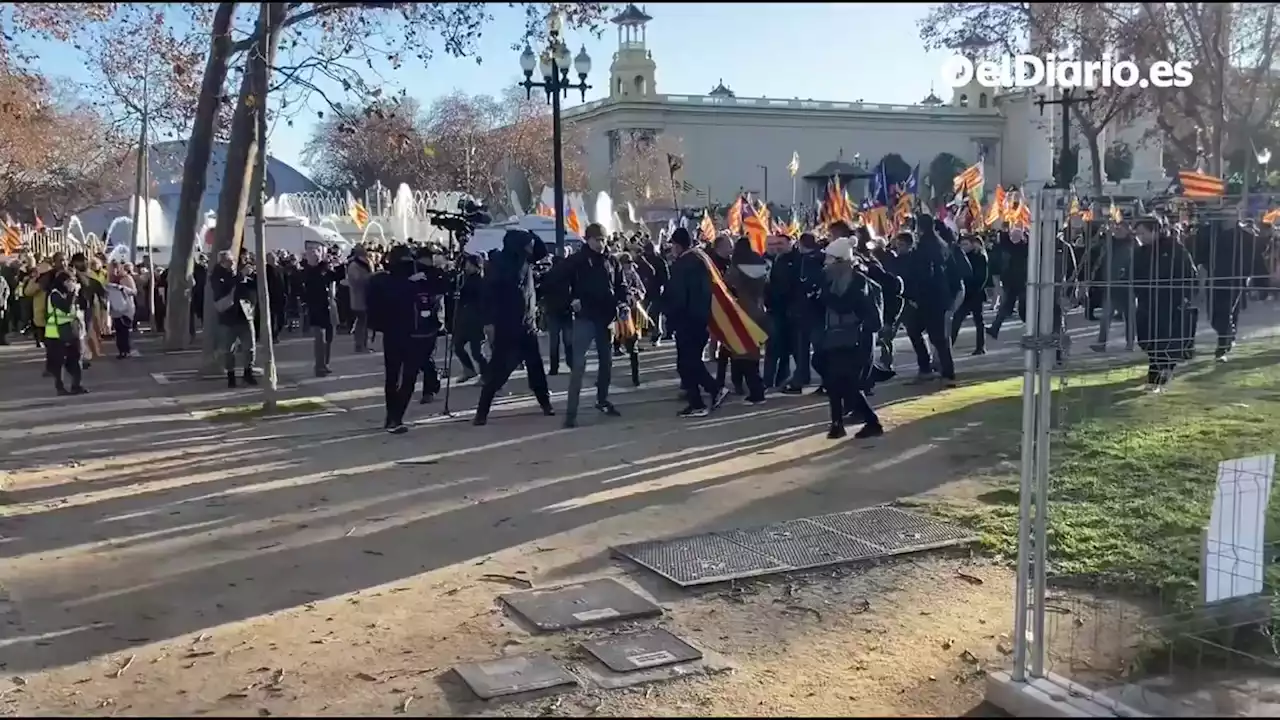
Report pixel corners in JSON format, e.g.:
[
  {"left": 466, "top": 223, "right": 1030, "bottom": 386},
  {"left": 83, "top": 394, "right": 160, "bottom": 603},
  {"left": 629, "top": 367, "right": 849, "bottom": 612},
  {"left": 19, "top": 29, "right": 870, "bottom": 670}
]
[
  {"left": 227, "top": 371, "right": 237, "bottom": 388},
  {"left": 243, "top": 367, "right": 258, "bottom": 386}
]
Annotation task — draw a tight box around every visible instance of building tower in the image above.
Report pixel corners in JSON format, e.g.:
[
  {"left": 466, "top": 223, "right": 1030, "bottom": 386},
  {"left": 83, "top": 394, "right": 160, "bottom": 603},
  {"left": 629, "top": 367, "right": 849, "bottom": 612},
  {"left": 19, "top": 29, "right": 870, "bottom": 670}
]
[{"left": 608, "top": 4, "right": 657, "bottom": 100}]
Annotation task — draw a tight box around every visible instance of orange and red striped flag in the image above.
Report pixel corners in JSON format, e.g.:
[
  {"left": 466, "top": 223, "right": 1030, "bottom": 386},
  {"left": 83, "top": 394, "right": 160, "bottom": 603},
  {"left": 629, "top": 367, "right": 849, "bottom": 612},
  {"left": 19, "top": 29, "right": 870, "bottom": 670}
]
[
  {"left": 0, "top": 215, "right": 19, "bottom": 255},
  {"left": 692, "top": 248, "right": 768, "bottom": 356},
  {"left": 535, "top": 202, "right": 555, "bottom": 218},
  {"left": 1262, "top": 207, "right": 1280, "bottom": 225},
  {"left": 566, "top": 206, "right": 582, "bottom": 235},
  {"left": 1177, "top": 169, "right": 1225, "bottom": 199},
  {"left": 740, "top": 197, "right": 767, "bottom": 255},
  {"left": 698, "top": 210, "right": 716, "bottom": 242},
  {"left": 725, "top": 197, "right": 743, "bottom": 235}
]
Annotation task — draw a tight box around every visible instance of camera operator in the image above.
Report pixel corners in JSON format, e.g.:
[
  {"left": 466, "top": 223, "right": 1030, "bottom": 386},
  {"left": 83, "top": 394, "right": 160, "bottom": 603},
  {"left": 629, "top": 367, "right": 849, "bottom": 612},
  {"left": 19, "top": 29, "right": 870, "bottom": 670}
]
[{"left": 473, "top": 229, "right": 556, "bottom": 426}]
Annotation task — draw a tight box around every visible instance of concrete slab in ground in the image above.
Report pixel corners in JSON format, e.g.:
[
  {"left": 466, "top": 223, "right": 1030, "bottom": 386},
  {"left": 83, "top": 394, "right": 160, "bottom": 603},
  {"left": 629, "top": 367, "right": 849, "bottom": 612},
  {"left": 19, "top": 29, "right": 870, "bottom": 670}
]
[
  {"left": 578, "top": 627, "right": 701, "bottom": 673},
  {"left": 452, "top": 653, "right": 578, "bottom": 700},
  {"left": 499, "top": 578, "right": 663, "bottom": 632}
]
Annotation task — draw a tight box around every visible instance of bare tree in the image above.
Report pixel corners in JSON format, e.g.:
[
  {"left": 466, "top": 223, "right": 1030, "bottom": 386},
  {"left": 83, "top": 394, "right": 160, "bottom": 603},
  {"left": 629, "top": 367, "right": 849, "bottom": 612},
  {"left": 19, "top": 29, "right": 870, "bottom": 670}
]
[
  {"left": 611, "top": 130, "right": 684, "bottom": 206},
  {"left": 919, "top": 2, "right": 1149, "bottom": 193},
  {"left": 1133, "top": 3, "right": 1280, "bottom": 175}
]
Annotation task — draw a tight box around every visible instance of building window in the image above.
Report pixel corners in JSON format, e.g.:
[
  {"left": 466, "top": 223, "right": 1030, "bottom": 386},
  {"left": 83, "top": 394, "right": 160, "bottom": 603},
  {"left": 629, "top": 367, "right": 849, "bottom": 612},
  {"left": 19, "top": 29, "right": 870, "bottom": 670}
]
[
  {"left": 979, "top": 93, "right": 988, "bottom": 109},
  {"left": 634, "top": 75, "right": 647, "bottom": 96},
  {"left": 959, "top": 94, "right": 969, "bottom": 108},
  {"left": 615, "top": 77, "right": 623, "bottom": 95}
]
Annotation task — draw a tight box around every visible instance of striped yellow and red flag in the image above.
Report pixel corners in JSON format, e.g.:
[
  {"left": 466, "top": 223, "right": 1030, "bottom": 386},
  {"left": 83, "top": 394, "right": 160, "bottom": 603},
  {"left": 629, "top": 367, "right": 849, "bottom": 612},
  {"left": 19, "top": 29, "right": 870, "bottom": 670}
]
[
  {"left": 1109, "top": 199, "right": 1123, "bottom": 223},
  {"left": 787, "top": 214, "right": 801, "bottom": 237},
  {"left": 346, "top": 191, "right": 369, "bottom": 230},
  {"left": 692, "top": 248, "right": 768, "bottom": 356},
  {"left": 0, "top": 215, "right": 20, "bottom": 254},
  {"left": 726, "top": 197, "right": 743, "bottom": 235},
  {"left": 1178, "top": 169, "right": 1225, "bottom": 199},
  {"left": 1262, "top": 207, "right": 1280, "bottom": 225},
  {"left": 535, "top": 202, "right": 555, "bottom": 218},
  {"left": 741, "top": 197, "right": 768, "bottom": 254},
  {"left": 698, "top": 210, "right": 716, "bottom": 242},
  {"left": 566, "top": 206, "right": 582, "bottom": 235},
  {"left": 953, "top": 162, "right": 983, "bottom": 197},
  {"left": 984, "top": 185, "right": 1006, "bottom": 226}
]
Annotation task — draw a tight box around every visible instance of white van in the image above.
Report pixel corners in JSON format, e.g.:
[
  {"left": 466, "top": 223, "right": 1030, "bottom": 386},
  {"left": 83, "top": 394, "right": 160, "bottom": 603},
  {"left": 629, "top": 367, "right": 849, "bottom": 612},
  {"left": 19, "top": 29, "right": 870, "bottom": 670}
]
[
  {"left": 219, "top": 216, "right": 351, "bottom": 258},
  {"left": 468, "top": 215, "right": 582, "bottom": 255}
]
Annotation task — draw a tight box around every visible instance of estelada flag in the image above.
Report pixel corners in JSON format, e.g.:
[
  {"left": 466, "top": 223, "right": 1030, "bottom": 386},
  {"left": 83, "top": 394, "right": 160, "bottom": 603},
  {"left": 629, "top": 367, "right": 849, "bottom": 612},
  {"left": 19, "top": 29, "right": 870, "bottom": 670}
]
[
  {"left": 692, "top": 248, "right": 768, "bottom": 356},
  {"left": 741, "top": 200, "right": 767, "bottom": 255},
  {"left": 566, "top": 206, "right": 582, "bottom": 235}
]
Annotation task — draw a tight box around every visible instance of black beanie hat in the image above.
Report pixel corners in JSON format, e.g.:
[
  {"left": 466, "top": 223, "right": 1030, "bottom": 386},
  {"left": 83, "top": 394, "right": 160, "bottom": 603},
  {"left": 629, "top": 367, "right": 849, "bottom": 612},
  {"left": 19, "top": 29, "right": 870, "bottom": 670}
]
[{"left": 670, "top": 227, "right": 693, "bottom": 250}]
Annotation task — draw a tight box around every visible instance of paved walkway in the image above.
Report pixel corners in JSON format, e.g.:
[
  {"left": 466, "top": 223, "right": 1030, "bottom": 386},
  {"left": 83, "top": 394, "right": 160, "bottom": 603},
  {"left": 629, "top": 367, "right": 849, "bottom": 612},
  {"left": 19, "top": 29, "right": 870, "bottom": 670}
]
[{"left": 0, "top": 307, "right": 1273, "bottom": 715}]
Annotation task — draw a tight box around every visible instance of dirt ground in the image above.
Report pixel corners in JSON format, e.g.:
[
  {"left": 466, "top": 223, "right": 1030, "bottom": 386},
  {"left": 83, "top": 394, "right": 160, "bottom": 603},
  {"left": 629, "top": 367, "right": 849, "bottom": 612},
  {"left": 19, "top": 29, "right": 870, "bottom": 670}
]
[{"left": 0, "top": 318, "right": 1118, "bottom": 717}]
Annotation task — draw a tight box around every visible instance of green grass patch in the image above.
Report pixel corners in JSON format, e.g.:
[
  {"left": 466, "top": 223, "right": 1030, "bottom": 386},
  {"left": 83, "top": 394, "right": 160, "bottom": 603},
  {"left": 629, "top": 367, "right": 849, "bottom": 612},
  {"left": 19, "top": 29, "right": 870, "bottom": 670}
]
[
  {"left": 196, "top": 397, "right": 333, "bottom": 422},
  {"left": 898, "top": 346, "right": 1280, "bottom": 607}
]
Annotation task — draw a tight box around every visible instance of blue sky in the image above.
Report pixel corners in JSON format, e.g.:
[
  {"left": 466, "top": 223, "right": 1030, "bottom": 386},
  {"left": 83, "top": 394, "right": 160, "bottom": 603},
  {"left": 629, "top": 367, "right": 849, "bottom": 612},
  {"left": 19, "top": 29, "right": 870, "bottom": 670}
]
[{"left": 34, "top": 3, "right": 956, "bottom": 175}]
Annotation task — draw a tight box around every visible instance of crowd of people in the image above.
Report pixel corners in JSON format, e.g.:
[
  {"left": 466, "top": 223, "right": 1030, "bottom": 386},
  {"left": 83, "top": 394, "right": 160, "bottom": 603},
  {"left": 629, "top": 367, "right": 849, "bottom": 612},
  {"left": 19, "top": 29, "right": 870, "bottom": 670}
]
[{"left": 1, "top": 204, "right": 1270, "bottom": 438}]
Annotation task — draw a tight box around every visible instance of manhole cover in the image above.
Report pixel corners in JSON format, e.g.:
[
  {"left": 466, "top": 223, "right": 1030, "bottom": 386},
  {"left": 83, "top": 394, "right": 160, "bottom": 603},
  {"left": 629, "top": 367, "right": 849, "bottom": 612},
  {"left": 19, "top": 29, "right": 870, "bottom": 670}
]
[
  {"left": 614, "top": 533, "right": 789, "bottom": 587},
  {"left": 453, "top": 653, "right": 577, "bottom": 700},
  {"left": 579, "top": 628, "right": 703, "bottom": 673},
  {"left": 809, "top": 506, "right": 976, "bottom": 553},
  {"left": 499, "top": 578, "right": 662, "bottom": 632},
  {"left": 718, "top": 519, "right": 883, "bottom": 570}
]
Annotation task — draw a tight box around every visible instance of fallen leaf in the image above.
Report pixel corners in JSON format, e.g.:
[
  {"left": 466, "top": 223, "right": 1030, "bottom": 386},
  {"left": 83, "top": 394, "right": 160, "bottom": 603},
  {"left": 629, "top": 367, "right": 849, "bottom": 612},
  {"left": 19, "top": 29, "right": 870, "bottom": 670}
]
[{"left": 955, "top": 571, "right": 985, "bottom": 585}]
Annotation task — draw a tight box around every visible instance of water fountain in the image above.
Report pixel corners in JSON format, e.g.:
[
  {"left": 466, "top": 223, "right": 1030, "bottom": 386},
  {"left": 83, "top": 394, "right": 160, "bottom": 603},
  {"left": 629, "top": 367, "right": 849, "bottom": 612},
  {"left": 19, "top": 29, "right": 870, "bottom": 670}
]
[
  {"left": 361, "top": 221, "right": 387, "bottom": 245},
  {"left": 65, "top": 215, "right": 87, "bottom": 244},
  {"left": 392, "top": 183, "right": 414, "bottom": 242},
  {"left": 84, "top": 232, "right": 99, "bottom": 247},
  {"left": 595, "top": 191, "right": 615, "bottom": 236},
  {"left": 318, "top": 217, "right": 343, "bottom": 236},
  {"left": 105, "top": 216, "right": 134, "bottom": 248}
]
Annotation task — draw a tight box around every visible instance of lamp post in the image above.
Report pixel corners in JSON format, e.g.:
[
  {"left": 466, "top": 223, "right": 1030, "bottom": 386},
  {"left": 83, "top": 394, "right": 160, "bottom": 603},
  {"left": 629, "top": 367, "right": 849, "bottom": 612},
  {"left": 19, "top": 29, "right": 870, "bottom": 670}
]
[{"left": 519, "top": 13, "right": 592, "bottom": 252}]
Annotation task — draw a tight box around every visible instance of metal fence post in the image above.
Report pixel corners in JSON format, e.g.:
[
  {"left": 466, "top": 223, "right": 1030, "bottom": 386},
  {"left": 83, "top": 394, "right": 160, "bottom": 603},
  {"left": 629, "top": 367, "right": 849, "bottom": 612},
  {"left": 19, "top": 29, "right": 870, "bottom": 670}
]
[
  {"left": 1030, "top": 188, "right": 1063, "bottom": 678},
  {"left": 1011, "top": 189, "right": 1048, "bottom": 683}
]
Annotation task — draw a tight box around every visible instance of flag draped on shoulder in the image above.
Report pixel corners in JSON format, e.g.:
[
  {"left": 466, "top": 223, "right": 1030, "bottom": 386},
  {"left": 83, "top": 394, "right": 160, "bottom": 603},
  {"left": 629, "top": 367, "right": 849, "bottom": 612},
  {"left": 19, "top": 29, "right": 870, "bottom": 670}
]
[{"left": 692, "top": 248, "right": 768, "bottom": 356}]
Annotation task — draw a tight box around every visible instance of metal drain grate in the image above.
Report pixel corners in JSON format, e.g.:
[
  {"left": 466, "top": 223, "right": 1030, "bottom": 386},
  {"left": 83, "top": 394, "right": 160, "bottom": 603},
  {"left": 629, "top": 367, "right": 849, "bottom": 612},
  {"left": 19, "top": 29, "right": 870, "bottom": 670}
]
[
  {"left": 613, "top": 507, "right": 977, "bottom": 587},
  {"left": 809, "top": 506, "right": 976, "bottom": 553},
  {"left": 613, "top": 533, "right": 788, "bottom": 586},
  {"left": 717, "top": 520, "right": 884, "bottom": 571}
]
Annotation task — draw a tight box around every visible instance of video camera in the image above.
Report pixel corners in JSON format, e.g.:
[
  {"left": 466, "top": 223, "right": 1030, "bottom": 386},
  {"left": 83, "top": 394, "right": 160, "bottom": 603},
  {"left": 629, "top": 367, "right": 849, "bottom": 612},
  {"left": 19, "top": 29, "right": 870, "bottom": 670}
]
[{"left": 423, "top": 198, "right": 492, "bottom": 242}]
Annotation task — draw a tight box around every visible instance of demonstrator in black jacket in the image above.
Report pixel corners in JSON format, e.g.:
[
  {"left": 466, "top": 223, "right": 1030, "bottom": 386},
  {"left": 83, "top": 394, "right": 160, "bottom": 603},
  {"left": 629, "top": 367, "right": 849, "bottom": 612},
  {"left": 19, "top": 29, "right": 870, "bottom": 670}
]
[
  {"left": 662, "top": 227, "right": 724, "bottom": 417},
  {"left": 473, "top": 229, "right": 555, "bottom": 426},
  {"left": 365, "top": 246, "right": 444, "bottom": 434}
]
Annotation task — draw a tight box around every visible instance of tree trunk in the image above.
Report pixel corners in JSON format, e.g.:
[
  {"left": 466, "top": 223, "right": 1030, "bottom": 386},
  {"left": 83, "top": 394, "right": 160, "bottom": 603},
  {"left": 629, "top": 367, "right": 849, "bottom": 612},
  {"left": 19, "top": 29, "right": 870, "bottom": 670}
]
[
  {"left": 164, "top": 1, "right": 237, "bottom": 351},
  {"left": 200, "top": 4, "right": 282, "bottom": 371},
  {"left": 1085, "top": 132, "right": 1104, "bottom": 196},
  {"left": 254, "top": 1, "right": 286, "bottom": 410}
]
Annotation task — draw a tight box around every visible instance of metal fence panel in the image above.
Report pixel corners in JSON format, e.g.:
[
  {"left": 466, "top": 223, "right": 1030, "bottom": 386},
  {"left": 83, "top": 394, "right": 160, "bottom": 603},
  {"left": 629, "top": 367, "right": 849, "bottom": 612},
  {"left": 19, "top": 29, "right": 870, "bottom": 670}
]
[{"left": 1013, "top": 191, "right": 1280, "bottom": 714}]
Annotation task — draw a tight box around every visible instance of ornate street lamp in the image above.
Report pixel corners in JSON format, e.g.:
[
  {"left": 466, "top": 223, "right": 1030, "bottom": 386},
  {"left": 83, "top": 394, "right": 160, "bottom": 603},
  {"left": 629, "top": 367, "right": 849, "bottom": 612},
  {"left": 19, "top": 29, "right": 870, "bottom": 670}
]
[{"left": 519, "top": 12, "right": 591, "bottom": 251}]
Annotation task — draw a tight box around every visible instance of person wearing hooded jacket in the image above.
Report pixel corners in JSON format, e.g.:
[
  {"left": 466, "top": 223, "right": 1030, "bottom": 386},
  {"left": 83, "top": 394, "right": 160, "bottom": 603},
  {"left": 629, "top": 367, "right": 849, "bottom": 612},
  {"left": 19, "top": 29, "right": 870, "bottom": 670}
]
[
  {"left": 816, "top": 237, "right": 883, "bottom": 440},
  {"left": 473, "top": 229, "right": 555, "bottom": 426},
  {"left": 554, "top": 222, "right": 625, "bottom": 428}
]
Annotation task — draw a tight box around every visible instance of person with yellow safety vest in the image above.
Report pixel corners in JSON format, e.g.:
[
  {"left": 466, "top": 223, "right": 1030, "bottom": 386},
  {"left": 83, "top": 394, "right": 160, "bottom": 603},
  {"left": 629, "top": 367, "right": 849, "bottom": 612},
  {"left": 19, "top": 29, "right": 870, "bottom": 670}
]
[{"left": 44, "top": 269, "right": 88, "bottom": 396}]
